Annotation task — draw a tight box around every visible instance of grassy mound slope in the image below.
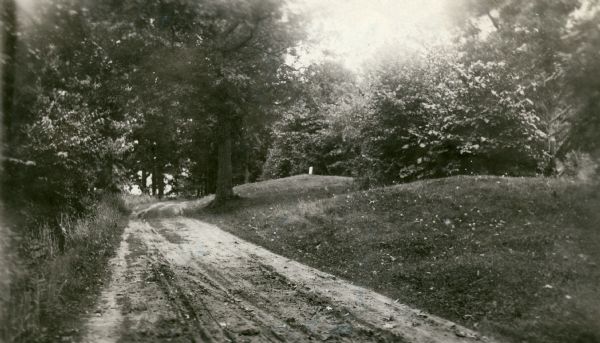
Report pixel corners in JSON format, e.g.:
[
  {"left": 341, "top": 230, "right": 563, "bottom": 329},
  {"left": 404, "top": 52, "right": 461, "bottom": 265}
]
[{"left": 196, "top": 175, "right": 600, "bottom": 343}]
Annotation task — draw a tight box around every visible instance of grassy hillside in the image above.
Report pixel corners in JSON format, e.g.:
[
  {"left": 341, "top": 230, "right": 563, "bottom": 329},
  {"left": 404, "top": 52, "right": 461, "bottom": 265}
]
[{"left": 194, "top": 175, "right": 600, "bottom": 343}]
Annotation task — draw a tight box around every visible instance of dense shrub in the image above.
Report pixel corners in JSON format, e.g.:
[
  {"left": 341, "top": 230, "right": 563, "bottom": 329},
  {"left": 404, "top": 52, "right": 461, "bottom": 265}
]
[
  {"left": 265, "top": 52, "right": 551, "bottom": 186},
  {"left": 358, "top": 51, "right": 549, "bottom": 185}
]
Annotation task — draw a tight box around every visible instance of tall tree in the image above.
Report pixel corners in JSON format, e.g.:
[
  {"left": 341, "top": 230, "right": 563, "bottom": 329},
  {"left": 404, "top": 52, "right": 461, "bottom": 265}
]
[
  {"left": 3, "top": 0, "right": 135, "bottom": 219},
  {"left": 190, "top": 0, "right": 304, "bottom": 203},
  {"left": 449, "top": 0, "right": 582, "bottom": 171}
]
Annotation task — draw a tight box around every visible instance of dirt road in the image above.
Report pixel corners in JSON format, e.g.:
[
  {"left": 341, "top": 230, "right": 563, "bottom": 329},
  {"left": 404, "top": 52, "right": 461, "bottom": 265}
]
[{"left": 83, "top": 201, "right": 492, "bottom": 343}]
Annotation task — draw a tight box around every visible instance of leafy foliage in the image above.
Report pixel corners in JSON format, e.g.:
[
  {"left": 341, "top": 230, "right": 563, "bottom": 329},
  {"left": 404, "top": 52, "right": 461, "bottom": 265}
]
[
  {"left": 449, "top": 0, "right": 596, "bottom": 165},
  {"left": 360, "top": 49, "right": 549, "bottom": 185},
  {"left": 267, "top": 49, "right": 551, "bottom": 186},
  {"left": 266, "top": 1, "right": 600, "bottom": 185},
  {"left": 4, "top": 0, "right": 135, "bottom": 220},
  {"left": 262, "top": 61, "right": 366, "bottom": 179}
]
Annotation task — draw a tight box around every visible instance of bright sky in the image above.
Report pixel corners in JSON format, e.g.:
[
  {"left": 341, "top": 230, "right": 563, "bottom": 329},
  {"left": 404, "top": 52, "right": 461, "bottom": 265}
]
[
  {"left": 290, "top": 0, "right": 455, "bottom": 72},
  {"left": 17, "top": 0, "right": 456, "bottom": 72}
]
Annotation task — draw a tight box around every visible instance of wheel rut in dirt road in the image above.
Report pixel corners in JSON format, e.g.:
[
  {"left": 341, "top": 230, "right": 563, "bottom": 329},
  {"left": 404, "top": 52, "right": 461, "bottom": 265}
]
[{"left": 83, "top": 203, "right": 497, "bottom": 342}]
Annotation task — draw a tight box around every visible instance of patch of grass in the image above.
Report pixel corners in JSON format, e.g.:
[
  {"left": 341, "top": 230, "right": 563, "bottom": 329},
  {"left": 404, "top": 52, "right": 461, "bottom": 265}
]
[
  {"left": 194, "top": 175, "right": 600, "bottom": 343},
  {"left": 1, "top": 194, "right": 131, "bottom": 342}
]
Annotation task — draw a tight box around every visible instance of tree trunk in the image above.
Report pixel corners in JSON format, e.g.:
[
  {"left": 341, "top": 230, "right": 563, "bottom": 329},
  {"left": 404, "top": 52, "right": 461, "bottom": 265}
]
[
  {"left": 104, "top": 159, "right": 119, "bottom": 193},
  {"left": 141, "top": 170, "right": 147, "bottom": 194},
  {"left": 157, "top": 167, "right": 164, "bottom": 198},
  {"left": 244, "top": 146, "right": 251, "bottom": 184},
  {"left": 244, "top": 164, "right": 250, "bottom": 184},
  {"left": 158, "top": 180, "right": 164, "bottom": 198},
  {"left": 151, "top": 167, "right": 157, "bottom": 196},
  {"left": 1, "top": 0, "right": 17, "bottom": 148},
  {"left": 214, "top": 116, "right": 235, "bottom": 203}
]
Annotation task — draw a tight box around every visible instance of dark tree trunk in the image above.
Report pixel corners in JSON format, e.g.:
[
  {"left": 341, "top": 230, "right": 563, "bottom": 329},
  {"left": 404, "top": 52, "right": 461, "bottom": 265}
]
[
  {"left": 151, "top": 167, "right": 157, "bottom": 196},
  {"left": 157, "top": 168, "right": 164, "bottom": 198},
  {"left": 150, "top": 160, "right": 164, "bottom": 198},
  {"left": 214, "top": 116, "right": 235, "bottom": 203},
  {"left": 141, "top": 169, "right": 147, "bottom": 194},
  {"left": 244, "top": 164, "right": 250, "bottom": 184},
  {"left": 103, "top": 160, "right": 119, "bottom": 193},
  {"left": 1, "top": 0, "right": 17, "bottom": 148},
  {"left": 244, "top": 147, "right": 251, "bottom": 184},
  {"left": 158, "top": 181, "right": 164, "bottom": 198}
]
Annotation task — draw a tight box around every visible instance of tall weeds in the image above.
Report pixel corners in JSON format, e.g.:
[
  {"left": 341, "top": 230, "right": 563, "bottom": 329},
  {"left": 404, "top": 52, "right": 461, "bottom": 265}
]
[
  {"left": 0, "top": 194, "right": 130, "bottom": 342},
  {"left": 0, "top": 207, "right": 13, "bottom": 340}
]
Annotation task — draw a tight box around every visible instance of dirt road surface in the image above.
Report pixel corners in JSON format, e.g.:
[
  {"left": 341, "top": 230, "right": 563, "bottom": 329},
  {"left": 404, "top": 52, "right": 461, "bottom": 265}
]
[{"left": 83, "top": 201, "right": 493, "bottom": 343}]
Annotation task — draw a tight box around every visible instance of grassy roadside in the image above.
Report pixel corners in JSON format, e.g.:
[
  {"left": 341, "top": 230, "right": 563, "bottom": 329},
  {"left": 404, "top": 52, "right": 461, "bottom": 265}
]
[
  {"left": 194, "top": 175, "right": 600, "bottom": 343},
  {"left": 1, "top": 194, "right": 132, "bottom": 342}
]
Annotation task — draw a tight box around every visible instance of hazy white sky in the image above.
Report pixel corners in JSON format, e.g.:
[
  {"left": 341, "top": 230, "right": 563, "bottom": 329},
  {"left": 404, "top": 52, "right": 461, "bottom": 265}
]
[
  {"left": 291, "top": 0, "right": 455, "bottom": 71},
  {"left": 16, "top": 0, "right": 455, "bottom": 72},
  {"left": 17, "top": 0, "right": 35, "bottom": 10}
]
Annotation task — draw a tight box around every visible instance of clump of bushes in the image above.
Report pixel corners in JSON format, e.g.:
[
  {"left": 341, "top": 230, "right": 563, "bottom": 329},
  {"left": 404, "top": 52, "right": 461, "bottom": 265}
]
[{"left": 263, "top": 54, "right": 553, "bottom": 187}]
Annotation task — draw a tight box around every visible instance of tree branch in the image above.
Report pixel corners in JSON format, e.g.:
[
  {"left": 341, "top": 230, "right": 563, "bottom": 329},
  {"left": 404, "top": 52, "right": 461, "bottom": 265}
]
[{"left": 487, "top": 11, "right": 501, "bottom": 31}]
